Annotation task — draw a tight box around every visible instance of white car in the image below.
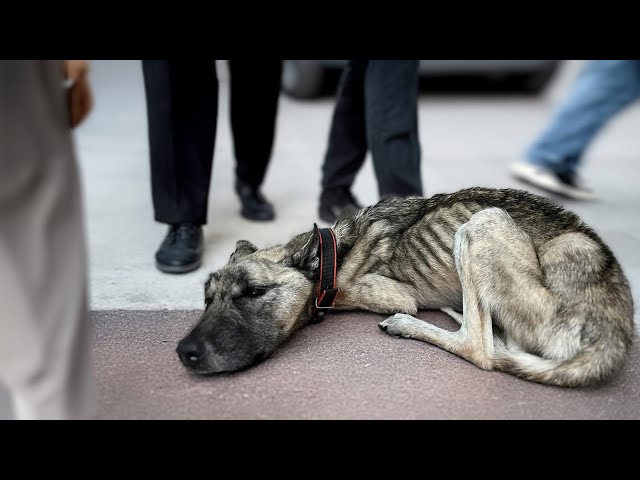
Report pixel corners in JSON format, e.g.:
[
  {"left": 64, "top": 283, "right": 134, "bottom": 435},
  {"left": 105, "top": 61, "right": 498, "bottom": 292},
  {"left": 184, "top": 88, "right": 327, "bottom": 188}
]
[{"left": 282, "top": 60, "right": 561, "bottom": 99}]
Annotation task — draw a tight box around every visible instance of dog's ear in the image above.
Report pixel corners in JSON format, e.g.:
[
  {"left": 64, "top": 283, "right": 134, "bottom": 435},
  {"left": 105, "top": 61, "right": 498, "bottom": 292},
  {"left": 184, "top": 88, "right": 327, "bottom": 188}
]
[
  {"left": 229, "top": 240, "right": 258, "bottom": 263},
  {"left": 204, "top": 272, "right": 214, "bottom": 291},
  {"left": 204, "top": 271, "right": 219, "bottom": 291},
  {"left": 287, "top": 224, "right": 320, "bottom": 280}
]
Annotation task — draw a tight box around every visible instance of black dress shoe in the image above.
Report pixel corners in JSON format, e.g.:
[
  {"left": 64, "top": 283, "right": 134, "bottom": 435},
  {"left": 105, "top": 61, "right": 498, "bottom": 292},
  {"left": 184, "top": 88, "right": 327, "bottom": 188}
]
[
  {"left": 155, "top": 223, "right": 203, "bottom": 274},
  {"left": 319, "top": 188, "right": 363, "bottom": 224},
  {"left": 235, "top": 181, "right": 275, "bottom": 221}
]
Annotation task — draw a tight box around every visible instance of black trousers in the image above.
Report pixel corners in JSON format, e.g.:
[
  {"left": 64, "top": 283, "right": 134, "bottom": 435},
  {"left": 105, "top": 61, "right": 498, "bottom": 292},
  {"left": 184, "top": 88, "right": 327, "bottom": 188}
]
[
  {"left": 142, "top": 60, "right": 282, "bottom": 225},
  {"left": 321, "top": 60, "right": 422, "bottom": 198}
]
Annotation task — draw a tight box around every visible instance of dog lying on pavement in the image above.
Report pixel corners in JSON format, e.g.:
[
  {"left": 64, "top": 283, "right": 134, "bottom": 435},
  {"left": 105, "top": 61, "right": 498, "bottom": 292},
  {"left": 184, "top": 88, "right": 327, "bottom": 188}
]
[{"left": 176, "top": 187, "right": 635, "bottom": 387}]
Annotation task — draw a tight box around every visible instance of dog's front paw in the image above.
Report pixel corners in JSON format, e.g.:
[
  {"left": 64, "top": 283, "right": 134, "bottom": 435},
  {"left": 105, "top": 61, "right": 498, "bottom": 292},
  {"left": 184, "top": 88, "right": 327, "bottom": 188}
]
[{"left": 378, "top": 313, "right": 419, "bottom": 339}]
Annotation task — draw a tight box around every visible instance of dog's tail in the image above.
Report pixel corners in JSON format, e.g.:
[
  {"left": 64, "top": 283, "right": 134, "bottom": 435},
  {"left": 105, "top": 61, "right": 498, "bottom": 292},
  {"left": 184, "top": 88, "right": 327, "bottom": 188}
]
[{"left": 493, "top": 336, "right": 631, "bottom": 388}]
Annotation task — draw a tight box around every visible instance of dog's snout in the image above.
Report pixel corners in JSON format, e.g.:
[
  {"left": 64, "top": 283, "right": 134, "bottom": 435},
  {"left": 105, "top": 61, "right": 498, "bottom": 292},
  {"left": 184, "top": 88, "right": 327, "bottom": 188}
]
[{"left": 176, "top": 337, "right": 205, "bottom": 368}]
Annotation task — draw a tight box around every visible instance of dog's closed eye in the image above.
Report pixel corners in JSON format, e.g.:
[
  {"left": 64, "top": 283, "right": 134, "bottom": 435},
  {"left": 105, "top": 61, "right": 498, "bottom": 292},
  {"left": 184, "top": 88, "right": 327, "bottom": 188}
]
[{"left": 244, "top": 287, "right": 267, "bottom": 298}]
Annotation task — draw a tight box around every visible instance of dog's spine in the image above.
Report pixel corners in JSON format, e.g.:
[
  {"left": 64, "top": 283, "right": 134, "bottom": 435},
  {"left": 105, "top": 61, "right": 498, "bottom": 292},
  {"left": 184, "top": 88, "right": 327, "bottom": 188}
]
[{"left": 493, "top": 336, "right": 631, "bottom": 387}]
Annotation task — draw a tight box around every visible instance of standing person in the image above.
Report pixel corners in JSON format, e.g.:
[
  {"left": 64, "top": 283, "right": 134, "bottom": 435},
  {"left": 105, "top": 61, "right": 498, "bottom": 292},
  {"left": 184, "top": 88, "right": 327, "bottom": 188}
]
[
  {"left": 142, "top": 60, "right": 283, "bottom": 273},
  {"left": 318, "top": 60, "right": 423, "bottom": 223},
  {"left": 511, "top": 60, "right": 640, "bottom": 200},
  {"left": 0, "top": 60, "right": 96, "bottom": 420}
]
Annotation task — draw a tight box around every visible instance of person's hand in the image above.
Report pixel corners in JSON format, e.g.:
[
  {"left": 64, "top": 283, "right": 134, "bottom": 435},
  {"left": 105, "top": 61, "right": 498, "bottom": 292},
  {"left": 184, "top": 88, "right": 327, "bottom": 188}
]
[{"left": 64, "top": 60, "right": 93, "bottom": 128}]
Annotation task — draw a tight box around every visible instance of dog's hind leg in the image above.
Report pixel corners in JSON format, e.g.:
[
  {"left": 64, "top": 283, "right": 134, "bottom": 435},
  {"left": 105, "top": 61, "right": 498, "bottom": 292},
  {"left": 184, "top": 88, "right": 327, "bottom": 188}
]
[
  {"left": 440, "top": 307, "right": 463, "bottom": 324},
  {"left": 380, "top": 207, "right": 556, "bottom": 371},
  {"left": 380, "top": 301, "right": 495, "bottom": 369}
]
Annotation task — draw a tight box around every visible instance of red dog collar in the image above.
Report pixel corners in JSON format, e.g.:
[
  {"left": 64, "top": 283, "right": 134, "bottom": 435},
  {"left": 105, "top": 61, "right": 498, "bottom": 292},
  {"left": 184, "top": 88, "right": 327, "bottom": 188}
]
[{"left": 310, "top": 227, "right": 339, "bottom": 322}]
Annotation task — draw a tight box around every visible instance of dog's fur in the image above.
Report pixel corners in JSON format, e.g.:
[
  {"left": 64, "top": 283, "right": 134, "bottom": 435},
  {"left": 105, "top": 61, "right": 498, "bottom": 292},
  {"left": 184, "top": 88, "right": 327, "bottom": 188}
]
[{"left": 177, "top": 187, "right": 635, "bottom": 387}]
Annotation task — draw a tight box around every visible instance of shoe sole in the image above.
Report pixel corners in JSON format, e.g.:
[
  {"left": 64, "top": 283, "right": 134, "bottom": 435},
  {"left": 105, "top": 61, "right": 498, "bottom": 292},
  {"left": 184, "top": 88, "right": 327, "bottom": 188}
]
[
  {"left": 241, "top": 209, "right": 275, "bottom": 222},
  {"left": 318, "top": 204, "right": 364, "bottom": 225},
  {"left": 318, "top": 208, "right": 337, "bottom": 224},
  {"left": 156, "top": 259, "right": 201, "bottom": 274},
  {"left": 511, "top": 163, "right": 598, "bottom": 201}
]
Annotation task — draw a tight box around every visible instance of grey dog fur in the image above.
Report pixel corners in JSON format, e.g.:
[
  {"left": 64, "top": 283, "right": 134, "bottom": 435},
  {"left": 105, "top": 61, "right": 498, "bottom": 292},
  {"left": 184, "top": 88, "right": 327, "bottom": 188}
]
[{"left": 178, "top": 187, "right": 635, "bottom": 387}]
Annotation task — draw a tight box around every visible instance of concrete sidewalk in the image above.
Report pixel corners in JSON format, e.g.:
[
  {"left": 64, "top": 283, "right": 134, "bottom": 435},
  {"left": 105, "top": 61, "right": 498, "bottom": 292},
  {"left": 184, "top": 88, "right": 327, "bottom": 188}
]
[{"left": 1, "top": 60, "right": 638, "bottom": 419}]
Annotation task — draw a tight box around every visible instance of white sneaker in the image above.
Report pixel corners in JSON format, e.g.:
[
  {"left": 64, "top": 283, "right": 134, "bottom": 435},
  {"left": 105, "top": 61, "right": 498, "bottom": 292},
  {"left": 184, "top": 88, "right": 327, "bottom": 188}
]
[{"left": 510, "top": 162, "right": 598, "bottom": 201}]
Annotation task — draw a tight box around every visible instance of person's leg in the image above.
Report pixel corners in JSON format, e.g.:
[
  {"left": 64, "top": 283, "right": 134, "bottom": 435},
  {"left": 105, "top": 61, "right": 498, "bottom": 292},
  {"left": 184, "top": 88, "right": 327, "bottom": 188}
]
[
  {"left": 142, "top": 60, "right": 218, "bottom": 272},
  {"left": 321, "top": 60, "right": 368, "bottom": 193},
  {"left": 0, "top": 60, "right": 95, "bottom": 419},
  {"left": 513, "top": 60, "right": 640, "bottom": 199},
  {"left": 228, "top": 60, "right": 281, "bottom": 189},
  {"left": 142, "top": 60, "right": 218, "bottom": 225},
  {"left": 365, "top": 60, "right": 423, "bottom": 199},
  {"left": 319, "top": 60, "right": 368, "bottom": 223},
  {"left": 228, "top": 59, "right": 282, "bottom": 221},
  {"left": 527, "top": 60, "right": 640, "bottom": 174}
]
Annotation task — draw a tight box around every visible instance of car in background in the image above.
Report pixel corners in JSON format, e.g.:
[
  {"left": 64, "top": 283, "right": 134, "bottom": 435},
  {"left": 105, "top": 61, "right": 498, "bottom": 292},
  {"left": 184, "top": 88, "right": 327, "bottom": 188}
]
[{"left": 282, "top": 60, "right": 561, "bottom": 99}]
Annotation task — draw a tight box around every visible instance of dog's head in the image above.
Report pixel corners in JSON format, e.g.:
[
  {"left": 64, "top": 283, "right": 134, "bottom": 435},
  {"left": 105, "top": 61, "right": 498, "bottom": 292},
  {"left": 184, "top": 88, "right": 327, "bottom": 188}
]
[{"left": 176, "top": 229, "right": 322, "bottom": 374}]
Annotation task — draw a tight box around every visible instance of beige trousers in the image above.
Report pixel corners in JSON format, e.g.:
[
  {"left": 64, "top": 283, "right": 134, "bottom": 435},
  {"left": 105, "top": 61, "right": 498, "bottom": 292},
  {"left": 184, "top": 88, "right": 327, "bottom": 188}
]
[{"left": 0, "top": 60, "right": 95, "bottom": 419}]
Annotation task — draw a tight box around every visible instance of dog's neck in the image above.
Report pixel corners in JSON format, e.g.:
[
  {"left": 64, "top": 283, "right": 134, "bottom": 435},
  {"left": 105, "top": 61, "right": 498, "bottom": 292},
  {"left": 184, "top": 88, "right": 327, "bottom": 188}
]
[
  {"left": 325, "top": 216, "right": 422, "bottom": 316},
  {"left": 309, "top": 227, "right": 340, "bottom": 322},
  {"left": 277, "top": 212, "right": 423, "bottom": 318}
]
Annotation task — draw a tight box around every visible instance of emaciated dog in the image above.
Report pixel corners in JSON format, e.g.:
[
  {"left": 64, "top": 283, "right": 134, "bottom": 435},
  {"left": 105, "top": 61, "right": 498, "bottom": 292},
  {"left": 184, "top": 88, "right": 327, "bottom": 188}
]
[{"left": 176, "top": 187, "right": 634, "bottom": 387}]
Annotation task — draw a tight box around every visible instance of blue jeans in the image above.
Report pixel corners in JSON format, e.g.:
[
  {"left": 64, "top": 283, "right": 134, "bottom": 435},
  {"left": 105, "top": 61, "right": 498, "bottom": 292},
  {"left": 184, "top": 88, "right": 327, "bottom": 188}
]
[{"left": 526, "top": 60, "right": 640, "bottom": 175}]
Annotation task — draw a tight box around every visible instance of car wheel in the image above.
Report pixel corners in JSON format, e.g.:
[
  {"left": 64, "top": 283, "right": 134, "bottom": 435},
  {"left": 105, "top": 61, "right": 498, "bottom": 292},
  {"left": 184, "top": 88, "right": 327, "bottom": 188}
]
[
  {"left": 282, "top": 60, "right": 326, "bottom": 99},
  {"left": 510, "top": 63, "right": 560, "bottom": 94}
]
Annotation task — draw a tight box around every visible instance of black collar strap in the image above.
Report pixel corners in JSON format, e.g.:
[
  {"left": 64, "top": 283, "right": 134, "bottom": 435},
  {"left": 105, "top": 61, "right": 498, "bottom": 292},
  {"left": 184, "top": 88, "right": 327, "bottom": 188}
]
[{"left": 310, "top": 227, "right": 339, "bottom": 323}]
